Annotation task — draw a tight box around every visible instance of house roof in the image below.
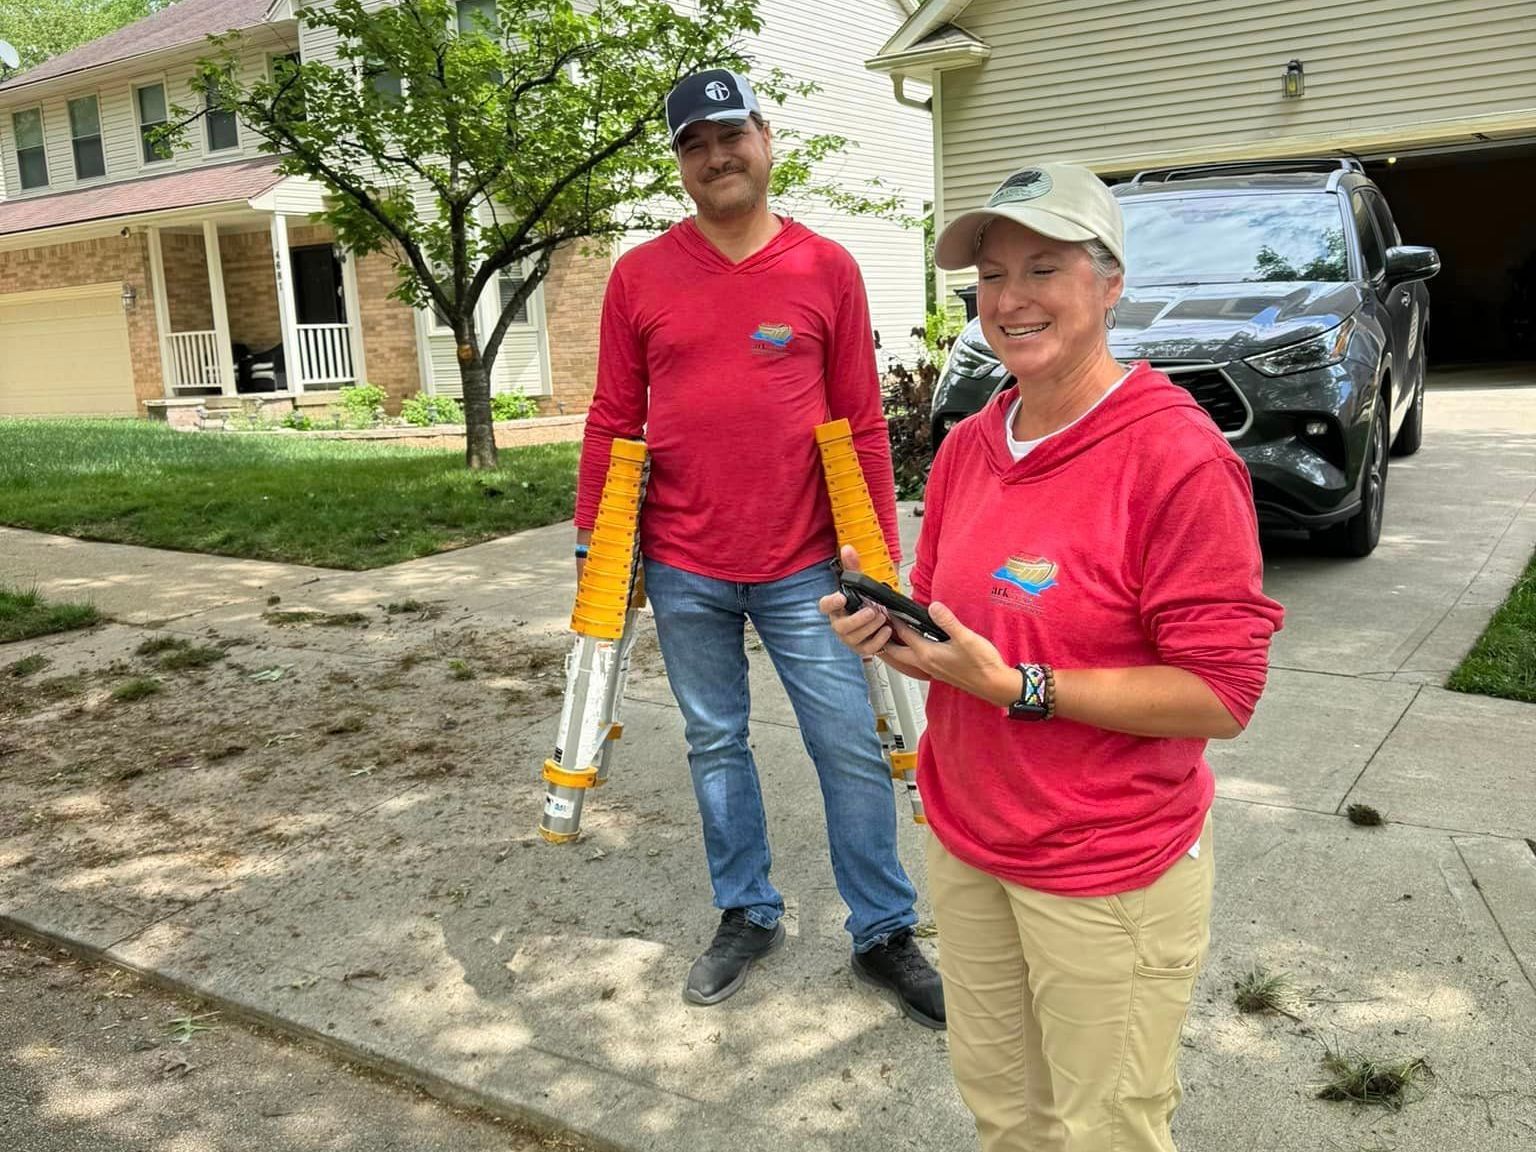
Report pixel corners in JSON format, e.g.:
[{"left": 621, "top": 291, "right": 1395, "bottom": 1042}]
[
  {"left": 910, "top": 23, "right": 986, "bottom": 51},
  {"left": 874, "top": 0, "right": 978, "bottom": 60},
  {"left": 0, "top": 0, "right": 276, "bottom": 94},
  {"left": 0, "top": 156, "right": 284, "bottom": 238}
]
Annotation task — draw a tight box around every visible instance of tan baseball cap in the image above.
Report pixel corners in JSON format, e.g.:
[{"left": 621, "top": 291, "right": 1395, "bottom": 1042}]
[{"left": 935, "top": 162, "right": 1125, "bottom": 271}]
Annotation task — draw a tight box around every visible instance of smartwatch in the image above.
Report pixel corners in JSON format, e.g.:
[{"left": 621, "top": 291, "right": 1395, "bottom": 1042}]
[{"left": 1008, "top": 662, "right": 1055, "bottom": 721}]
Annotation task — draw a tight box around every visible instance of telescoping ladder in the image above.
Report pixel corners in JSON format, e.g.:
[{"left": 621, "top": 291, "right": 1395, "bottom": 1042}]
[
  {"left": 538, "top": 439, "right": 650, "bottom": 844},
  {"left": 814, "top": 419, "right": 927, "bottom": 826}
]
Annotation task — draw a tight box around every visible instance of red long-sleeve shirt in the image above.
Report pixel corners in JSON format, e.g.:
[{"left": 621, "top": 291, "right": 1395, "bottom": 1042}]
[
  {"left": 911, "top": 364, "right": 1285, "bottom": 896},
  {"left": 575, "top": 218, "right": 901, "bottom": 582}
]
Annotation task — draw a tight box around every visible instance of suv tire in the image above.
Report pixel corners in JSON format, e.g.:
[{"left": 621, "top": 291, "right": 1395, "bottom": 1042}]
[
  {"left": 1319, "top": 398, "right": 1388, "bottom": 558},
  {"left": 1391, "top": 336, "right": 1426, "bottom": 457}
]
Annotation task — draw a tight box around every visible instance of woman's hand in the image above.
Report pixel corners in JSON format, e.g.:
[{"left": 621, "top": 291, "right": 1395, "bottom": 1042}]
[
  {"left": 888, "top": 602, "right": 1019, "bottom": 707},
  {"left": 818, "top": 547, "right": 931, "bottom": 680}
]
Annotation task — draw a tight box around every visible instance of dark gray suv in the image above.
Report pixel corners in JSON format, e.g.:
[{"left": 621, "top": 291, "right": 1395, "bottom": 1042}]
[{"left": 931, "top": 158, "right": 1441, "bottom": 557}]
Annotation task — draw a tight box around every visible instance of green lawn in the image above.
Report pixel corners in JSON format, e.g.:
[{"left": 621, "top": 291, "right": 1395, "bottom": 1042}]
[
  {"left": 1447, "top": 546, "right": 1536, "bottom": 704},
  {"left": 0, "top": 419, "right": 578, "bottom": 570},
  {"left": 0, "top": 586, "right": 101, "bottom": 644}
]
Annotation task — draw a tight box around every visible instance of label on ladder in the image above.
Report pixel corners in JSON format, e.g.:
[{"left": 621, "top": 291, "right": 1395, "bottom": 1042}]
[{"left": 544, "top": 794, "right": 577, "bottom": 820}]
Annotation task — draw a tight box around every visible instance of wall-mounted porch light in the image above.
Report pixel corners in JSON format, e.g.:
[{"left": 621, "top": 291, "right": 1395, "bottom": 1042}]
[
  {"left": 120, "top": 282, "right": 138, "bottom": 311},
  {"left": 1282, "top": 59, "right": 1305, "bottom": 99}
]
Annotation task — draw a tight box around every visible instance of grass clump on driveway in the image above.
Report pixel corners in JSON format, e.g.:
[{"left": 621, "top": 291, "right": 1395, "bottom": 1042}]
[
  {"left": 0, "top": 585, "right": 101, "bottom": 643},
  {"left": 0, "top": 419, "right": 578, "bottom": 570},
  {"left": 1447, "top": 546, "right": 1536, "bottom": 704}
]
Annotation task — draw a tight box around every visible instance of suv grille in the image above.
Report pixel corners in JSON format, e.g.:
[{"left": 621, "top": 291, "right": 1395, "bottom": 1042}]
[{"left": 1150, "top": 361, "right": 1250, "bottom": 436}]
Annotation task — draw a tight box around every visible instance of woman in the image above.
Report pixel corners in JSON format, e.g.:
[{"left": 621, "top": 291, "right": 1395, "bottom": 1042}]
[{"left": 822, "top": 162, "right": 1284, "bottom": 1152}]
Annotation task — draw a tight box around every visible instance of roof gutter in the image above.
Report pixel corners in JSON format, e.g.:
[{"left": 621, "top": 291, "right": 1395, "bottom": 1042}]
[{"left": 865, "top": 40, "right": 991, "bottom": 79}]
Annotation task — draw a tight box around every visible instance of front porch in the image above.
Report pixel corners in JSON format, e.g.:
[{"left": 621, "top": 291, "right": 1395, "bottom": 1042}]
[{"left": 145, "top": 212, "right": 367, "bottom": 400}]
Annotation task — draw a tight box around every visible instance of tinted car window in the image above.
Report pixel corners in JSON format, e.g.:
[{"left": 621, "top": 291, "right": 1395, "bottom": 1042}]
[
  {"left": 1121, "top": 194, "right": 1349, "bottom": 285},
  {"left": 1365, "top": 189, "right": 1400, "bottom": 248},
  {"left": 1352, "top": 192, "right": 1386, "bottom": 280}
]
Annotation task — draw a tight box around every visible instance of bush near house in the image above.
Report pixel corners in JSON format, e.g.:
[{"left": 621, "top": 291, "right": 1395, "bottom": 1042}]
[
  {"left": 0, "top": 420, "right": 578, "bottom": 570},
  {"left": 399, "top": 391, "right": 538, "bottom": 427},
  {"left": 491, "top": 391, "right": 540, "bottom": 422},
  {"left": 401, "top": 393, "right": 466, "bottom": 427},
  {"left": 336, "top": 383, "right": 389, "bottom": 427},
  {"left": 883, "top": 341, "right": 945, "bottom": 502}
]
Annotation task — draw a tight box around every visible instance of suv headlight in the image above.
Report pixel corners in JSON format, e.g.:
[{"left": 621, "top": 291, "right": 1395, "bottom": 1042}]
[
  {"left": 1244, "top": 315, "right": 1357, "bottom": 377},
  {"left": 942, "top": 337, "right": 1004, "bottom": 381}
]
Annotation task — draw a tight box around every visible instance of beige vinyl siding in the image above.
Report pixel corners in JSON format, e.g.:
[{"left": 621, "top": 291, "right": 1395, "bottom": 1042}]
[
  {"left": 940, "top": 0, "right": 1536, "bottom": 219},
  {"left": 0, "top": 42, "right": 286, "bottom": 199},
  {"left": 750, "top": 0, "right": 933, "bottom": 362}
]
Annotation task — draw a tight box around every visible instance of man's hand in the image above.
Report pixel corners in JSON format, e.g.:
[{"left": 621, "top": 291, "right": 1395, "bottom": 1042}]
[{"left": 575, "top": 529, "right": 594, "bottom": 586}]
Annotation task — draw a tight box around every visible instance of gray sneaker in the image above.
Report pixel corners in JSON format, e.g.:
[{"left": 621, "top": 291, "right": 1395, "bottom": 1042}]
[{"left": 684, "top": 909, "right": 785, "bottom": 1005}]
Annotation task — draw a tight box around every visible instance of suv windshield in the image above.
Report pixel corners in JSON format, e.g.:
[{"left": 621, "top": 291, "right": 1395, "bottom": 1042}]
[{"left": 1121, "top": 193, "right": 1349, "bottom": 285}]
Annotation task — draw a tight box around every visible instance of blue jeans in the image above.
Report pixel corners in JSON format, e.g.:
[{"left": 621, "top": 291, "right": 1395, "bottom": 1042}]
[{"left": 644, "top": 556, "right": 918, "bottom": 952}]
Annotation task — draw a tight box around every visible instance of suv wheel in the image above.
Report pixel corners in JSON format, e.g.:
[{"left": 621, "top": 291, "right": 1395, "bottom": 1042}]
[
  {"left": 1391, "top": 337, "right": 1426, "bottom": 457},
  {"left": 1320, "top": 399, "right": 1388, "bottom": 558}
]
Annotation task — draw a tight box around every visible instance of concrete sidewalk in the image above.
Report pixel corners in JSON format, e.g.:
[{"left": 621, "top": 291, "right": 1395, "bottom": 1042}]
[{"left": 3, "top": 385, "right": 1535, "bottom": 1151}]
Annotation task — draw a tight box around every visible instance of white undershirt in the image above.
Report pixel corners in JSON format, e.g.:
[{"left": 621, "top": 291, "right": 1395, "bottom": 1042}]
[
  {"left": 1004, "top": 367, "right": 1132, "bottom": 462},
  {"left": 1003, "top": 367, "right": 1200, "bottom": 862}
]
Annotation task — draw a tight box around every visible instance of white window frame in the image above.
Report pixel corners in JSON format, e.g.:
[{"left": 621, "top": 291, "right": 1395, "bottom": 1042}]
[
  {"left": 11, "top": 105, "right": 50, "bottom": 192},
  {"left": 496, "top": 261, "right": 535, "bottom": 328},
  {"left": 199, "top": 74, "right": 241, "bottom": 157},
  {"left": 132, "top": 77, "right": 174, "bottom": 170},
  {"left": 67, "top": 92, "right": 108, "bottom": 183}
]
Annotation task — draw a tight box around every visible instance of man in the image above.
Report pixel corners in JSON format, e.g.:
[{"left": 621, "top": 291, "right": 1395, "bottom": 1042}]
[{"left": 574, "top": 68, "right": 943, "bottom": 1030}]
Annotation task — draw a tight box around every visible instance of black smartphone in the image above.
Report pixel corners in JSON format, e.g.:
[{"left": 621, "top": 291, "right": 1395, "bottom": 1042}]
[{"left": 839, "top": 571, "right": 951, "bottom": 643}]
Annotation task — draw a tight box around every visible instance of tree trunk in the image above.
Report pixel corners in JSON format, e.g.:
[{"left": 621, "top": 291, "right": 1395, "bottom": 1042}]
[{"left": 457, "top": 339, "right": 498, "bottom": 470}]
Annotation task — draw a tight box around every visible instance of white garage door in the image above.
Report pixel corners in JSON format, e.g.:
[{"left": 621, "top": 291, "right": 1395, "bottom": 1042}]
[{"left": 0, "top": 283, "right": 136, "bottom": 416}]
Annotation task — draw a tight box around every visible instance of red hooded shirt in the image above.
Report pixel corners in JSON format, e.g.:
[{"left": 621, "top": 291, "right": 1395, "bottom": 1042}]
[{"left": 911, "top": 363, "right": 1284, "bottom": 896}]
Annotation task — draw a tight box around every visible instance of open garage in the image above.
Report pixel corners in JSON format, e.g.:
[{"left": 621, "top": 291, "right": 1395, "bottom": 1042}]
[{"left": 1365, "top": 141, "right": 1536, "bottom": 368}]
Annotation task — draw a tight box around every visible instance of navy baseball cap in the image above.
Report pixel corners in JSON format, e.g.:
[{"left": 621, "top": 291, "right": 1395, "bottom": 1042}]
[{"left": 665, "top": 68, "right": 762, "bottom": 147}]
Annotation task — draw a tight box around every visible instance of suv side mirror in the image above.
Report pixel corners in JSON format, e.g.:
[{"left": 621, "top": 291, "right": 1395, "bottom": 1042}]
[{"left": 1384, "top": 245, "right": 1441, "bottom": 287}]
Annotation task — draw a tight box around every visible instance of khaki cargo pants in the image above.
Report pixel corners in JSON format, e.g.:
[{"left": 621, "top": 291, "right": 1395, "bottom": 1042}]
[{"left": 927, "top": 814, "right": 1214, "bottom": 1152}]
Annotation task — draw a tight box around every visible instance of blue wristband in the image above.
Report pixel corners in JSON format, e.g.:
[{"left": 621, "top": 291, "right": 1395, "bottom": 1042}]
[{"left": 574, "top": 544, "right": 590, "bottom": 558}]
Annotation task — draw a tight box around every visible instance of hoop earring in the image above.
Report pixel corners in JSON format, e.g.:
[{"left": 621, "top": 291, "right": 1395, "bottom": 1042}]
[{"left": 1105, "top": 308, "right": 1117, "bottom": 330}]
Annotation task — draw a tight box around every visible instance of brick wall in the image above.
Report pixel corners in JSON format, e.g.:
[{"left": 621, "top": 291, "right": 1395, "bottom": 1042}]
[
  {"left": 354, "top": 247, "right": 421, "bottom": 410},
  {"left": 541, "top": 241, "right": 612, "bottom": 414},
  {"left": 0, "top": 232, "right": 164, "bottom": 409},
  {"left": 217, "top": 231, "right": 282, "bottom": 351},
  {"left": 161, "top": 233, "right": 214, "bottom": 333}
]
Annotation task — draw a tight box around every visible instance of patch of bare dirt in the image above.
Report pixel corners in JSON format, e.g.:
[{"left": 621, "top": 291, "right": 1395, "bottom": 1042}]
[{"left": 0, "top": 609, "right": 656, "bottom": 921}]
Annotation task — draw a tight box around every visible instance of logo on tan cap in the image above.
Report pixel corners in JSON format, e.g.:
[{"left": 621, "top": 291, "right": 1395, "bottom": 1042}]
[{"left": 988, "top": 169, "right": 1053, "bottom": 207}]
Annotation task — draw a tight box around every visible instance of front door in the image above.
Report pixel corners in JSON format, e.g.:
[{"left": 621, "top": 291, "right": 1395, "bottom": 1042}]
[{"left": 291, "top": 245, "right": 345, "bottom": 325}]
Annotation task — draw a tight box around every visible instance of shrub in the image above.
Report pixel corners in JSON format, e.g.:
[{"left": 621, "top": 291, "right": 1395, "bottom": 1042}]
[
  {"left": 400, "top": 393, "right": 465, "bottom": 427},
  {"left": 491, "top": 391, "right": 540, "bottom": 421},
  {"left": 921, "top": 309, "right": 965, "bottom": 364},
  {"left": 337, "top": 383, "right": 387, "bottom": 428},
  {"left": 280, "top": 410, "right": 314, "bottom": 431},
  {"left": 882, "top": 357, "right": 939, "bottom": 501}
]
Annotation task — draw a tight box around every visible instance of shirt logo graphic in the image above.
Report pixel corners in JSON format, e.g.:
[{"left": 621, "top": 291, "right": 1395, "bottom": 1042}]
[
  {"left": 992, "top": 553, "right": 1058, "bottom": 596},
  {"left": 750, "top": 322, "right": 794, "bottom": 352},
  {"left": 705, "top": 80, "right": 732, "bottom": 102}
]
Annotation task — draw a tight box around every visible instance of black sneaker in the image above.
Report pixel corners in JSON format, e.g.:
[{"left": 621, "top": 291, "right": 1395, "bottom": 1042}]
[
  {"left": 851, "top": 929, "right": 946, "bottom": 1030},
  {"left": 684, "top": 909, "right": 786, "bottom": 1006}
]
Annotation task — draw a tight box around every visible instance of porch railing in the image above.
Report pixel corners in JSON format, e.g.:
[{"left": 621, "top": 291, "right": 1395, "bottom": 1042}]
[
  {"left": 297, "top": 323, "right": 355, "bottom": 387},
  {"left": 167, "top": 330, "right": 224, "bottom": 392}
]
